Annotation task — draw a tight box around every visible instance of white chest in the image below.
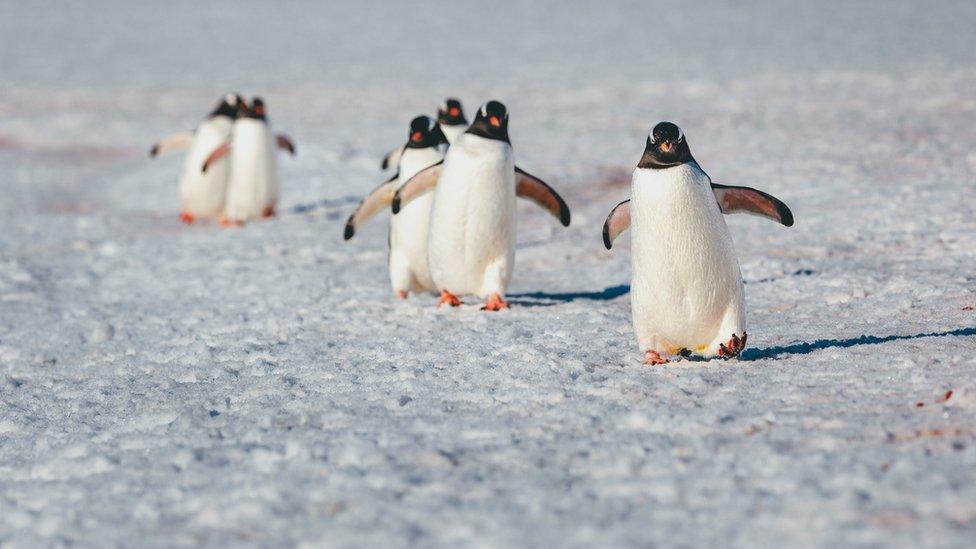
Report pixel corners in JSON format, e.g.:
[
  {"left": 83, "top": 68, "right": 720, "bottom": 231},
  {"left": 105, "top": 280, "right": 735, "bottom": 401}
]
[{"left": 629, "top": 163, "right": 745, "bottom": 351}]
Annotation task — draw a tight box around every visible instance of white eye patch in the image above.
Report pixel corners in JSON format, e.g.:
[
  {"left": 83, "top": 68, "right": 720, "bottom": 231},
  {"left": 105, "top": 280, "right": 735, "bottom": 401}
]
[
  {"left": 676, "top": 128, "right": 684, "bottom": 142},
  {"left": 480, "top": 104, "right": 488, "bottom": 117},
  {"left": 226, "top": 94, "right": 238, "bottom": 105},
  {"left": 428, "top": 118, "right": 436, "bottom": 131}
]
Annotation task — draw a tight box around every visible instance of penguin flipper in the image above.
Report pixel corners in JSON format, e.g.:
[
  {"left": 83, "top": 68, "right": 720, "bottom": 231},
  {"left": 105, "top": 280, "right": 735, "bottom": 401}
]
[
  {"left": 711, "top": 183, "right": 794, "bottom": 227},
  {"left": 149, "top": 131, "right": 194, "bottom": 157},
  {"left": 381, "top": 144, "right": 405, "bottom": 171},
  {"left": 344, "top": 173, "right": 399, "bottom": 240},
  {"left": 276, "top": 134, "right": 296, "bottom": 155},
  {"left": 602, "top": 199, "right": 631, "bottom": 250},
  {"left": 201, "top": 143, "right": 231, "bottom": 173},
  {"left": 391, "top": 161, "right": 443, "bottom": 214},
  {"left": 515, "top": 167, "right": 571, "bottom": 226}
]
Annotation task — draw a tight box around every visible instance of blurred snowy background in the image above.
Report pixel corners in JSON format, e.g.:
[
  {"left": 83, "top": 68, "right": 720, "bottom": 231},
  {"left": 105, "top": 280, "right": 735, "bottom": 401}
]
[{"left": 1, "top": 1, "right": 974, "bottom": 546}]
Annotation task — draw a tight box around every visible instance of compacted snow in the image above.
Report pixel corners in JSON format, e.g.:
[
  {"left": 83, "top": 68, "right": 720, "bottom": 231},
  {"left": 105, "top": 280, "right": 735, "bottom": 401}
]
[{"left": 1, "top": 1, "right": 974, "bottom": 546}]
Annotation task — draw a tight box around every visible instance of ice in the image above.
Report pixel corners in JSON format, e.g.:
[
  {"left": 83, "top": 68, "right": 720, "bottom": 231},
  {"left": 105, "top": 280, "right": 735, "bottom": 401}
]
[{"left": 1, "top": 0, "right": 975, "bottom": 547}]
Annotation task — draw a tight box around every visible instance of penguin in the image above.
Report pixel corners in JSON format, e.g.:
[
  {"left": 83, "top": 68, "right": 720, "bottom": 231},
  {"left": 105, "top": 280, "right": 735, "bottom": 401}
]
[
  {"left": 602, "top": 122, "right": 794, "bottom": 364},
  {"left": 149, "top": 93, "right": 242, "bottom": 224},
  {"left": 202, "top": 97, "right": 296, "bottom": 226},
  {"left": 435, "top": 98, "right": 469, "bottom": 144},
  {"left": 392, "top": 100, "right": 571, "bottom": 311},
  {"left": 344, "top": 116, "right": 448, "bottom": 298},
  {"left": 380, "top": 98, "right": 467, "bottom": 170}
]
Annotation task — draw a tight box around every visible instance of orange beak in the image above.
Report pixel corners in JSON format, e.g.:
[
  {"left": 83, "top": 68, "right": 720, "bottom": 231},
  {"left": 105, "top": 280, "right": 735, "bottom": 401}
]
[
  {"left": 660, "top": 141, "right": 673, "bottom": 153},
  {"left": 254, "top": 106, "right": 265, "bottom": 116},
  {"left": 449, "top": 107, "right": 460, "bottom": 116},
  {"left": 489, "top": 116, "right": 501, "bottom": 127},
  {"left": 411, "top": 131, "right": 423, "bottom": 141}
]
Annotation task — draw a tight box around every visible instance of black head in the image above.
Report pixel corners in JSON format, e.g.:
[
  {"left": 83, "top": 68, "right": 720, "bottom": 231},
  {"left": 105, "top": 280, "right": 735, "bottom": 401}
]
[
  {"left": 249, "top": 97, "right": 268, "bottom": 120},
  {"left": 466, "top": 100, "right": 510, "bottom": 143},
  {"left": 209, "top": 93, "right": 244, "bottom": 119},
  {"left": 638, "top": 122, "right": 694, "bottom": 169},
  {"left": 437, "top": 98, "right": 467, "bottom": 126},
  {"left": 405, "top": 115, "right": 448, "bottom": 149}
]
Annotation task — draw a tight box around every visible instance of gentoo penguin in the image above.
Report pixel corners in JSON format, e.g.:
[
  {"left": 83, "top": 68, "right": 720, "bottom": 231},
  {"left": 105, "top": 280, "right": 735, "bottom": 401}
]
[
  {"left": 602, "top": 122, "right": 794, "bottom": 364},
  {"left": 435, "top": 98, "right": 469, "bottom": 144},
  {"left": 392, "top": 100, "right": 571, "bottom": 311},
  {"left": 202, "top": 97, "right": 296, "bottom": 226},
  {"left": 380, "top": 98, "right": 467, "bottom": 170},
  {"left": 149, "top": 93, "right": 242, "bottom": 223},
  {"left": 344, "top": 116, "right": 448, "bottom": 298}
]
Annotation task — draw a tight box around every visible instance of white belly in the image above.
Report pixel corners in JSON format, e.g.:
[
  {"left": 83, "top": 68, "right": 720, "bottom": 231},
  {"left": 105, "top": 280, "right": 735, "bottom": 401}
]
[
  {"left": 225, "top": 120, "right": 278, "bottom": 221},
  {"left": 389, "top": 146, "right": 443, "bottom": 292},
  {"left": 178, "top": 116, "right": 232, "bottom": 218},
  {"left": 427, "top": 134, "right": 516, "bottom": 297},
  {"left": 630, "top": 163, "right": 745, "bottom": 356},
  {"left": 441, "top": 124, "right": 466, "bottom": 144}
]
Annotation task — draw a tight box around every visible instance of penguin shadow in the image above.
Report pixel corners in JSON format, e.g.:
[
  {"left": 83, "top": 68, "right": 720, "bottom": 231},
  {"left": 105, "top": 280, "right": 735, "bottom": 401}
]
[
  {"left": 507, "top": 284, "right": 631, "bottom": 307},
  {"left": 289, "top": 195, "right": 361, "bottom": 217},
  {"left": 508, "top": 269, "right": 816, "bottom": 307},
  {"left": 742, "top": 326, "right": 976, "bottom": 360}
]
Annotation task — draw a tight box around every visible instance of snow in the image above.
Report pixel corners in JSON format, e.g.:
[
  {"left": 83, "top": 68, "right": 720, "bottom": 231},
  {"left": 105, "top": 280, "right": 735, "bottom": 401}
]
[{"left": 1, "top": 1, "right": 975, "bottom": 546}]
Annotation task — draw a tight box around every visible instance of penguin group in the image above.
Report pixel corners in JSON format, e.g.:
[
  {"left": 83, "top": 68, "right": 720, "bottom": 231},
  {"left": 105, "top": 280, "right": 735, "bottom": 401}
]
[
  {"left": 152, "top": 95, "right": 795, "bottom": 365},
  {"left": 346, "top": 99, "right": 570, "bottom": 311},
  {"left": 150, "top": 94, "right": 296, "bottom": 227}
]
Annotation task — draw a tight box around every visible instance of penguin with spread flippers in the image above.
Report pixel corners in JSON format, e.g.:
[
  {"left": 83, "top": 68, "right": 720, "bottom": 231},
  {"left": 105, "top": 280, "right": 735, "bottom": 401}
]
[
  {"left": 149, "top": 93, "right": 242, "bottom": 224},
  {"left": 602, "top": 122, "right": 793, "bottom": 364},
  {"left": 345, "top": 115, "right": 447, "bottom": 298},
  {"left": 392, "top": 100, "right": 571, "bottom": 311},
  {"left": 202, "top": 97, "right": 296, "bottom": 227}
]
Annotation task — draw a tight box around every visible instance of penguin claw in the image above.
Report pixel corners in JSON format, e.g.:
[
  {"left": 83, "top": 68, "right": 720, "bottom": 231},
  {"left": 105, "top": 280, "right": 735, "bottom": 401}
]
[
  {"left": 438, "top": 290, "right": 462, "bottom": 308},
  {"left": 717, "top": 332, "right": 747, "bottom": 359},
  {"left": 481, "top": 294, "right": 509, "bottom": 311},
  {"left": 396, "top": 290, "right": 409, "bottom": 300},
  {"left": 180, "top": 211, "right": 195, "bottom": 224},
  {"left": 261, "top": 206, "right": 276, "bottom": 219},
  {"left": 643, "top": 350, "right": 669, "bottom": 366}
]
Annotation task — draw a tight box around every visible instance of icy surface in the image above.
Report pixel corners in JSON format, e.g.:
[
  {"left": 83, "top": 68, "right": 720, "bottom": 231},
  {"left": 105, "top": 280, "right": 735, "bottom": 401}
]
[{"left": 1, "top": 1, "right": 975, "bottom": 547}]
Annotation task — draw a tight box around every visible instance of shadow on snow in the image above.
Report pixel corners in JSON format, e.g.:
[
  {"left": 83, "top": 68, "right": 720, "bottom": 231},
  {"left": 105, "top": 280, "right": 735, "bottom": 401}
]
[
  {"left": 509, "top": 284, "right": 631, "bottom": 306},
  {"left": 743, "top": 327, "right": 976, "bottom": 360}
]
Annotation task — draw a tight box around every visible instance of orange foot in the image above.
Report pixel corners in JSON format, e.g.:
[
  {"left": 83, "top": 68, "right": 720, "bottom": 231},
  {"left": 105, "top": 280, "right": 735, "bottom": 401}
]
[
  {"left": 718, "top": 332, "right": 747, "bottom": 358},
  {"left": 219, "top": 216, "right": 243, "bottom": 228},
  {"left": 396, "top": 290, "right": 409, "bottom": 300},
  {"left": 262, "top": 205, "right": 276, "bottom": 219},
  {"left": 643, "top": 350, "right": 669, "bottom": 366},
  {"left": 180, "top": 211, "right": 195, "bottom": 224},
  {"left": 438, "top": 290, "right": 462, "bottom": 308},
  {"left": 481, "top": 293, "right": 509, "bottom": 311}
]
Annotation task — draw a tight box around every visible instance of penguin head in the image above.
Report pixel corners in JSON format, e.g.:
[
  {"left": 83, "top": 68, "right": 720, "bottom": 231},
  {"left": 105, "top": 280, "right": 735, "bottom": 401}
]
[
  {"left": 406, "top": 115, "right": 448, "bottom": 149},
  {"left": 437, "top": 98, "right": 467, "bottom": 126},
  {"left": 210, "top": 93, "right": 244, "bottom": 119},
  {"left": 638, "top": 122, "right": 694, "bottom": 169},
  {"left": 248, "top": 97, "right": 268, "bottom": 121},
  {"left": 466, "top": 100, "right": 510, "bottom": 142}
]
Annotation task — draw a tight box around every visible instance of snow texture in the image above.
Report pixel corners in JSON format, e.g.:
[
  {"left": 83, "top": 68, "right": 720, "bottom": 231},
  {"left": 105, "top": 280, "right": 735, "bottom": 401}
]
[{"left": 1, "top": 1, "right": 975, "bottom": 547}]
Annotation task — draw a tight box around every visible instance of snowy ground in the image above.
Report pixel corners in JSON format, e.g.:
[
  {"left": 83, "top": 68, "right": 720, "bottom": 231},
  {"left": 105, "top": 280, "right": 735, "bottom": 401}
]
[{"left": 1, "top": 1, "right": 975, "bottom": 547}]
